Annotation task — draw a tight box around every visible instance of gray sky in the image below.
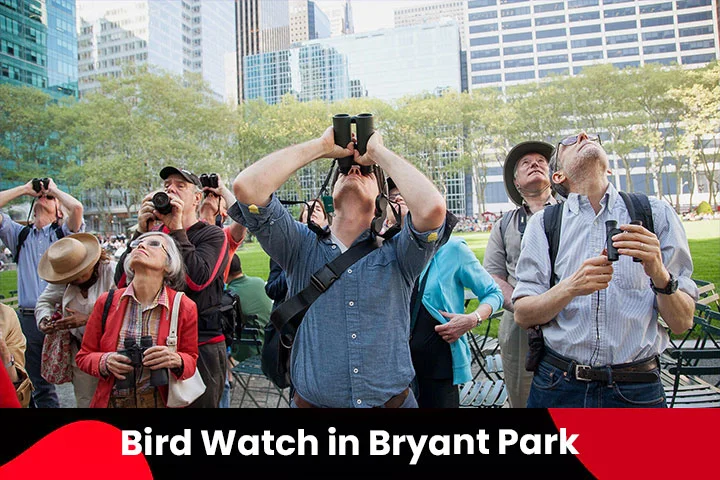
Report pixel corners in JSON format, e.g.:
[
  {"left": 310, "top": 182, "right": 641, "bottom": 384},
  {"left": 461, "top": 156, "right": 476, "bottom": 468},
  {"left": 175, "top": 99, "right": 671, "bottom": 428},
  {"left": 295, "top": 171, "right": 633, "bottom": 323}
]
[{"left": 327, "top": 0, "right": 443, "bottom": 33}]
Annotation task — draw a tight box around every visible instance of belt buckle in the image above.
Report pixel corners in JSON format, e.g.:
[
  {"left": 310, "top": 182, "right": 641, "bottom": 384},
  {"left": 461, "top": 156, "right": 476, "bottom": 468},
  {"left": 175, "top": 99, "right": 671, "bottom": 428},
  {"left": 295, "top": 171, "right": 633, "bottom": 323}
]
[{"left": 575, "top": 364, "right": 593, "bottom": 382}]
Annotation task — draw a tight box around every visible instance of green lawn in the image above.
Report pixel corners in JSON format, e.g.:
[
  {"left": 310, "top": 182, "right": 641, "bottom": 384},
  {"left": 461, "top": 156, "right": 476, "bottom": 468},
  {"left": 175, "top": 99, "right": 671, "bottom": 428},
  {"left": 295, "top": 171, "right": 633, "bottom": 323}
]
[{"left": 2, "top": 219, "right": 718, "bottom": 326}]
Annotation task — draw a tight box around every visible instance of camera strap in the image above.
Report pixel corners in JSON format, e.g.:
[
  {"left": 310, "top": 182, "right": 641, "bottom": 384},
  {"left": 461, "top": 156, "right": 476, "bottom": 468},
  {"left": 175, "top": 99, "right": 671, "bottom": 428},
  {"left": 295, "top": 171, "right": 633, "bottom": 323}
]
[{"left": 270, "top": 236, "right": 378, "bottom": 348}]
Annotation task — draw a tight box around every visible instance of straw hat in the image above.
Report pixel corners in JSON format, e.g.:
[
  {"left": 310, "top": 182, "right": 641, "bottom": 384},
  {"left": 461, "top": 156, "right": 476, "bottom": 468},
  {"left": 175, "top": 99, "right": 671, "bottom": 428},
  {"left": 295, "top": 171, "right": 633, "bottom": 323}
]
[{"left": 37, "top": 233, "right": 101, "bottom": 284}]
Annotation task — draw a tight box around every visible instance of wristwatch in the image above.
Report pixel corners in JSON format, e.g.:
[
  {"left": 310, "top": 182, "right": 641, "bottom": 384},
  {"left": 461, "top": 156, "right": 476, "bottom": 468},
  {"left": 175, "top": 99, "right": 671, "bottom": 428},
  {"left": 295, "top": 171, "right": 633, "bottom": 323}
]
[
  {"left": 474, "top": 310, "right": 483, "bottom": 327},
  {"left": 651, "top": 272, "right": 678, "bottom": 295},
  {"left": 4, "top": 354, "right": 14, "bottom": 370}
]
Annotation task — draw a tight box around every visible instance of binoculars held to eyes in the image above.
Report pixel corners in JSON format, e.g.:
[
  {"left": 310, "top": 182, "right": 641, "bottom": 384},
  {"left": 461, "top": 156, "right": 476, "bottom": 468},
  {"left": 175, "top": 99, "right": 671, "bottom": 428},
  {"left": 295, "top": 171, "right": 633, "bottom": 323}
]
[
  {"left": 333, "top": 113, "right": 374, "bottom": 174},
  {"left": 115, "top": 336, "right": 168, "bottom": 390},
  {"left": 605, "top": 220, "right": 643, "bottom": 263},
  {"left": 199, "top": 173, "right": 219, "bottom": 190},
  {"left": 32, "top": 178, "right": 50, "bottom": 193}
]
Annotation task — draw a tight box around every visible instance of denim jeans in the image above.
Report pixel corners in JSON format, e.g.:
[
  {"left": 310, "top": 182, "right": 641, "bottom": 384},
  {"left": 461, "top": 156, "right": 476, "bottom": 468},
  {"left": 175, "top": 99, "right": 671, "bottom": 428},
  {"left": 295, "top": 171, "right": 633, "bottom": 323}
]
[
  {"left": 527, "top": 357, "right": 667, "bottom": 408},
  {"left": 19, "top": 311, "right": 59, "bottom": 408}
]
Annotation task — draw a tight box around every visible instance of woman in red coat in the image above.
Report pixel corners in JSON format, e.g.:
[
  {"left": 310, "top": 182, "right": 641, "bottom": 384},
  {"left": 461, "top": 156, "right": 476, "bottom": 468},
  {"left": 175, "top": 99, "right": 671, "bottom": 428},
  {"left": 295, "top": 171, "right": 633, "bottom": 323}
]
[{"left": 77, "top": 232, "right": 198, "bottom": 408}]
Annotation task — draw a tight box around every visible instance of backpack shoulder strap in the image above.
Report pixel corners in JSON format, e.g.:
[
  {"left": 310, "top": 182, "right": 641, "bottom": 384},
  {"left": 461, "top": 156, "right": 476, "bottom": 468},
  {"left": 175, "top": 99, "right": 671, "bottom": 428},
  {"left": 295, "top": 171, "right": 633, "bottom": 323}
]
[
  {"left": 543, "top": 203, "right": 564, "bottom": 288},
  {"left": 14, "top": 225, "right": 32, "bottom": 263},
  {"left": 51, "top": 222, "right": 65, "bottom": 240},
  {"left": 270, "top": 237, "right": 378, "bottom": 346},
  {"left": 618, "top": 191, "right": 654, "bottom": 235},
  {"left": 101, "top": 289, "right": 115, "bottom": 335}
]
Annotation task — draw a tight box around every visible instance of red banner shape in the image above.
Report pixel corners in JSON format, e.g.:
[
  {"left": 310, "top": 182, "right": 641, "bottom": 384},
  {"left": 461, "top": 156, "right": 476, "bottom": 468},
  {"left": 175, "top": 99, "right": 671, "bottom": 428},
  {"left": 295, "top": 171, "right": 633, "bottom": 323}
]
[
  {"left": 550, "top": 409, "right": 720, "bottom": 479},
  {"left": 0, "top": 420, "right": 152, "bottom": 480}
]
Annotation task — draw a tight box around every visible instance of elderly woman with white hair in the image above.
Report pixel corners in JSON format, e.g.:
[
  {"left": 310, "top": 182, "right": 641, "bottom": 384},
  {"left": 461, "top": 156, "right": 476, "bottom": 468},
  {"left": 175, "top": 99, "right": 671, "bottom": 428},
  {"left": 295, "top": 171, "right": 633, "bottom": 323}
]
[{"left": 76, "top": 232, "right": 199, "bottom": 408}]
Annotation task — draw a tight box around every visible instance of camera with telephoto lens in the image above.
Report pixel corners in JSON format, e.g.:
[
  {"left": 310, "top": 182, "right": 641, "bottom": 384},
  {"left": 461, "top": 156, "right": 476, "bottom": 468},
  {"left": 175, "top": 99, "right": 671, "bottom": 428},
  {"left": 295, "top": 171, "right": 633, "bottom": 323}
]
[
  {"left": 333, "top": 113, "right": 375, "bottom": 175},
  {"left": 114, "top": 336, "right": 168, "bottom": 390},
  {"left": 152, "top": 191, "right": 173, "bottom": 215},
  {"left": 31, "top": 178, "right": 50, "bottom": 193},
  {"left": 606, "top": 220, "right": 644, "bottom": 263}
]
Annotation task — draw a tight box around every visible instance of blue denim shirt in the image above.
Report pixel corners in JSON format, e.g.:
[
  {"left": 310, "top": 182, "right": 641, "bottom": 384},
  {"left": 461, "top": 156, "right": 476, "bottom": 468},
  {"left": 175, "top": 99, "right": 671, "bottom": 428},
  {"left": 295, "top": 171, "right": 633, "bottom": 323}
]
[
  {"left": 229, "top": 195, "right": 446, "bottom": 407},
  {"left": 0, "top": 212, "right": 84, "bottom": 308}
]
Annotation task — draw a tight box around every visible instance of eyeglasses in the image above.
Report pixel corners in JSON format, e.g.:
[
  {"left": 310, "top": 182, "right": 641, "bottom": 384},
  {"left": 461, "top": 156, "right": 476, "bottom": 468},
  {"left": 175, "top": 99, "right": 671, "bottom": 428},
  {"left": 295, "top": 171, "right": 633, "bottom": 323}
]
[
  {"left": 130, "top": 238, "right": 169, "bottom": 256},
  {"left": 388, "top": 192, "right": 403, "bottom": 201},
  {"left": 337, "top": 163, "right": 376, "bottom": 176},
  {"left": 43, "top": 195, "right": 55, "bottom": 200},
  {"left": 558, "top": 133, "right": 602, "bottom": 147}
]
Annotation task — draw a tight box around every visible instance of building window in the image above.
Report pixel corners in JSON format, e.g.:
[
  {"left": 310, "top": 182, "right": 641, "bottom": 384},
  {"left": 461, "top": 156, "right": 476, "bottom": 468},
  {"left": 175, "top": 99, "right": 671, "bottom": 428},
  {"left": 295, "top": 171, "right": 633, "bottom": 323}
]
[
  {"left": 470, "top": 36, "right": 499, "bottom": 46},
  {"left": 676, "top": 0, "right": 711, "bottom": 9},
  {"left": 537, "top": 54, "right": 568, "bottom": 65},
  {"left": 536, "top": 28, "right": 565, "bottom": 39},
  {"left": 679, "top": 25, "right": 713, "bottom": 37},
  {"left": 639, "top": 3, "right": 673, "bottom": 14},
  {"left": 537, "top": 41, "right": 567, "bottom": 52},
  {"left": 469, "top": 0, "right": 496, "bottom": 7},
  {"left": 472, "top": 61, "right": 501, "bottom": 71},
  {"left": 471, "top": 48, "right": 500, "bottom": 58},
  {"left": 502, "top": 19, "right": 531, "bottom": 29},
  {"left": 605, "top": 20, "right": 637, "bottom": 31},
  {"left": 504, "top": 44, "right": 533, "bottom": 55},
  {"left": 570, "top": 24, "right": 601, "bottom": 34},
  {"left": 504, "top": 57, "right": 534, "bottom": 68},
  {"left": 469, "top": 11, "right": 498, "bottom": 21},
  {"left": 470, "top": 24, "right": 499, "bottom": 33},
  {"left": 604, "top": 7, "right": 635, "bottom": 17},
  {"left": 501, "top": 6, "right": 530, "bottom": 17},
  {"left": 503, "top": 32, "right": 532, "bottom": 42},
  {"left": 607, "top": 47, "right": 639, "bottom": 58},
  {"left": 644, "top": 44, "right": 677, "bottom": 55},
  {"left": 641, "top": 16, "right": 674, "bottom": 28},
  {"left": 505, "top": 70, "right": 535, "bottom": 81},
  {"left": 472, "top": 73, "right": 502, "bottom": 84},
  {"left": 571, "top": 37, "right": 602, "bottom": 48},
  {"left": 643, "top": 30, "right": 675, "bottom": 41},
  {"left": 569, "top": 11, "right": 599, "bottom": 21},
  {"left": 680, "top": 39, "right": 715, "bottom": 51},
  {"left": 539, "top": 67, "right": 569, "bottom": 78},
  {"left": 573, "top": 51, "right": 603, "bottom": 61},
  {"left": 535, "top": 2, "right": 563, "bottom": 13},
  {"left": 607, "top": 34, "right": 637, "bottom": 45},
  {"left": 677, "top": 12, "right": 713, "bottom": 23},
  {"left": 568, "top": 0, "right": 598, "bottom": 8}
]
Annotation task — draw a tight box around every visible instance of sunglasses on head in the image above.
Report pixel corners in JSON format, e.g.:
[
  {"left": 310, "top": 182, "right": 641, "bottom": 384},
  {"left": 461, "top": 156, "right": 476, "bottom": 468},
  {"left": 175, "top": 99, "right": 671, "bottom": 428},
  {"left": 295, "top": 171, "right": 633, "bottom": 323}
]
[
  {"left": 559, "top": 133, "right": 602, "bottom": 147},
  {"left": 337, "top": 163, "right": 376, "bottom": 176}
]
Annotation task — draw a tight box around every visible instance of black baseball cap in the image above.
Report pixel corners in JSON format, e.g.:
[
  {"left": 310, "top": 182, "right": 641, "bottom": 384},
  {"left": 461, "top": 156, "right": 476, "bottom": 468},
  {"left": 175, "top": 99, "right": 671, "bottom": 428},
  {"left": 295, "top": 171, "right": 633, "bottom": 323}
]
[
  {"left": 159, "top": 166, "right": 202, "bottom": 188},
  {"left": 503, "top": 141, "right": 554, "bottom": 207}
]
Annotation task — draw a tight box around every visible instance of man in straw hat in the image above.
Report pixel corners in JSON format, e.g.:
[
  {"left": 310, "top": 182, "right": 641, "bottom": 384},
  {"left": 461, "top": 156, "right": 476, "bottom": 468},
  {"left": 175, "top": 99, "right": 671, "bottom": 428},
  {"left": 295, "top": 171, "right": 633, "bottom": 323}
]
[
  {"left": 483, "top": 141, "right": 555, "bottom": 408},
  {"left": 36, "top": 233, "right": 116, "bottom": 407},
  {"left": 0, "top": 178, "right": 84, "bottom": 407}
]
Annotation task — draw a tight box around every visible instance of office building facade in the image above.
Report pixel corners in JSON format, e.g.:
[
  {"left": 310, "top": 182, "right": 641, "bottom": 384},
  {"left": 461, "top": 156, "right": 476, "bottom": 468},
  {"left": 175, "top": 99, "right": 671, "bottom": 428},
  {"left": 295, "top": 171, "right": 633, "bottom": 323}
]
[
  {"left": 1, "top": 0, "right": 78, "bottom": 97},
  {"left": 236, "top": 0, "right": 290, "bottom": 101},
  {"left": 467, "top": 0, "right": 719, "bottom": 90},
  {"left": 77, "top": 0, "right": 237, "bottom": 103},
  {"left": 290, "top": 0, "right": 331, "bottom": 44}
]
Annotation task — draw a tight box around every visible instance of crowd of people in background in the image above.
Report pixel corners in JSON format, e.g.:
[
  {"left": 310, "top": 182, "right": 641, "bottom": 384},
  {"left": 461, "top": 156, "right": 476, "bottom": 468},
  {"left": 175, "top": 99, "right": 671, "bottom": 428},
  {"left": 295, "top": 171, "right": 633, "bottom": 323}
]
[{"left": 0, "top": 123, "right": 700, "bottom": 409}]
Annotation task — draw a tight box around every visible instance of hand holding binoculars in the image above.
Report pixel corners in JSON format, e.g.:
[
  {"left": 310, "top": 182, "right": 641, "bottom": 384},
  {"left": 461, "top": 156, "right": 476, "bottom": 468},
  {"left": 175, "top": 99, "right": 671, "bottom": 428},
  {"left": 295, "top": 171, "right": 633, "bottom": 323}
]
[
  {"left": 31, "top": 177, "right": 50, "bottom": 193},
  {"left": 605, "top": 220, "right": 643, "bottom": 263},
  {"left": 333, "top": 113, "right": 375, "bottom": 172}
]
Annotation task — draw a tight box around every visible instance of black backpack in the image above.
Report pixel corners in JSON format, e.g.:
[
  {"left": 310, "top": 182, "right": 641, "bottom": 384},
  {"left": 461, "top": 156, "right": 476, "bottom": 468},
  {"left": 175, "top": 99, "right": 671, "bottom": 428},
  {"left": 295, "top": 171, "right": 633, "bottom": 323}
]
[
  {"left": 217, "top": 289, "right": 244, "bottom": 347},
  {"left": 14, "top": 223, "right": 64, "bottom": 263}
]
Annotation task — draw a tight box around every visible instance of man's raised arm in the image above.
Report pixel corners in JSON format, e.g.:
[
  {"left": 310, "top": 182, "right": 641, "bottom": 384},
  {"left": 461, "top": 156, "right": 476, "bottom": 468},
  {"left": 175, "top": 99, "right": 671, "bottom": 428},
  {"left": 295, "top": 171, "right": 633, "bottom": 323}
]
[{"left": 233, "top": 127, "right": 353, "bottom": 207}]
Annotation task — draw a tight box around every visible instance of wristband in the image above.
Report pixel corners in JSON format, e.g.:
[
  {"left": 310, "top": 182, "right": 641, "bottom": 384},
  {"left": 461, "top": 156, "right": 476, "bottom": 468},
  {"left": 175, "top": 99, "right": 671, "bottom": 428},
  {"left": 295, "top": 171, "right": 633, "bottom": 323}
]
[{"left": 474, "top": 311, "right": 482, "bottom": 327}]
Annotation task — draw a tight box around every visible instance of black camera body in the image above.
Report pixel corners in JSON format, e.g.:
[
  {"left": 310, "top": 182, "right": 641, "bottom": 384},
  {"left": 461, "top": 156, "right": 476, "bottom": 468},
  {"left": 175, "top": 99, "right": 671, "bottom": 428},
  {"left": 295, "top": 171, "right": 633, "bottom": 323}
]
[
  {"left": 200, "top": 173, "right": 219, "bottom": 190},
  {"left": 606, "top": 220, "right": 643, "bottom": 263},
  {"left": 152, "top": 191, "right": 173, "bottom": 215},
  {"left": 31, "top": 177, "right": 50, "bottom": 193},
  {"left": 333, "top": 113, "right": 374, "bottom": 173},
  {"left": 115, "top": 336, "right": 168, "bottom": 390}
]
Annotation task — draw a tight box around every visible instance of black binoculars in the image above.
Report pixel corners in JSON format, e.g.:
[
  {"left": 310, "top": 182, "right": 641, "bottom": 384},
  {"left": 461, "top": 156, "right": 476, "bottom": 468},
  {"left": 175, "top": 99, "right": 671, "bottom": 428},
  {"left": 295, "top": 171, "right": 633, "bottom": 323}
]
[
  {"left": 31, "top": 178, "right": 50, "bottom": 193},
  {"left": 333, "top": 113, "right": 374, "bottom": 174},
  {"left": 152, "top": 191, "right": 173, "bottom": 215},
  {"left": 200, "top": 173, "right": 219, "bottom": 190},
  {"left": 606, "top": 220, "right": 643, "bottom": 263},
  {"left": 115, "top": 336, "right": 168, "bottom": 390}
]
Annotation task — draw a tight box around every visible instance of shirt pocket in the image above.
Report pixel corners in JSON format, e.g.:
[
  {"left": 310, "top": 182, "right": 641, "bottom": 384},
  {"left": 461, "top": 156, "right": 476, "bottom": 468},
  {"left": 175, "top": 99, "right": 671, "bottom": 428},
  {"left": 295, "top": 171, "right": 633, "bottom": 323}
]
[{"left": 612, "top": 256, "right": 648, "bottom": 290}]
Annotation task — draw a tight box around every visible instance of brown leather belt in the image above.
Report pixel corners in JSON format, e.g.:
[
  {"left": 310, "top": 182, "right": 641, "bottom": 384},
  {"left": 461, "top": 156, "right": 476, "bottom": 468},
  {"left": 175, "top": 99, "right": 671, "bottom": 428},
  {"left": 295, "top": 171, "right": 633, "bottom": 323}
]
[
  {"left": 544, "top": 351, "right": 660, "bottom": 383},
  {"left": 293, "top": 387, "right": 410, "bottom": 408}
]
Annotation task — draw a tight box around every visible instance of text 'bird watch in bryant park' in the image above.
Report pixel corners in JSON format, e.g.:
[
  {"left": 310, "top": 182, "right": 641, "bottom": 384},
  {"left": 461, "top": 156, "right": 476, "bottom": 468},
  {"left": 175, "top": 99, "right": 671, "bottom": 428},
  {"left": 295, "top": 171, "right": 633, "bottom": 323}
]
[{"left": 650, "top": 272, "right": 678, "bottom": 295}]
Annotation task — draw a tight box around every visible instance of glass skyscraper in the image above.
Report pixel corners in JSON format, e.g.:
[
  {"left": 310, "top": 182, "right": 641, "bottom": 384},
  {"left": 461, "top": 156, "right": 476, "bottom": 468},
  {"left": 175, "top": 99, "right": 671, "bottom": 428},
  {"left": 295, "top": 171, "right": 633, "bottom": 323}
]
[{"left": 0, "top": 0, "right": 78, "bottom": 97}]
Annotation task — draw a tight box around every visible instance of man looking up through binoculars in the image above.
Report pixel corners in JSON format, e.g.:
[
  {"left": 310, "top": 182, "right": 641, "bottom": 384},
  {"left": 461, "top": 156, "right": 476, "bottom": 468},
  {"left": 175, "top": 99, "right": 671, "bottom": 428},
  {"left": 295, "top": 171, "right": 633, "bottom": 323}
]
[
  {"left": 0, "top": 177, "right": 84, "bottom": 408},
  {"left": 115, "top": 167, "right": 228, "bottom": 408},
  {"left": 232, "top": 125, "right": 450, "bottom": 408}
]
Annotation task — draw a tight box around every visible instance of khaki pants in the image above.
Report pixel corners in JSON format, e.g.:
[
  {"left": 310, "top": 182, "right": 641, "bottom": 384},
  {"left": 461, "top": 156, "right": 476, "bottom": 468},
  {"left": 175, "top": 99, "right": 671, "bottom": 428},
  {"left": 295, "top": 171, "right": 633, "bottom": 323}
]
[
  {"left": 498, "top": 311, "right": 533, "bottom": 408},
  {"left": 71, "top": 341, "right": 99, "bottom": 408}
]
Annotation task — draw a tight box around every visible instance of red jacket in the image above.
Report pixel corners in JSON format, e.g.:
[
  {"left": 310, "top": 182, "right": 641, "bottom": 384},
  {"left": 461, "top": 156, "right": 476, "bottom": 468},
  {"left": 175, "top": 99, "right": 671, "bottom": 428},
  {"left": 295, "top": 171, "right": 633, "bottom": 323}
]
[{"left": 76, "top": 287, "right": 199, "bottom": 408}]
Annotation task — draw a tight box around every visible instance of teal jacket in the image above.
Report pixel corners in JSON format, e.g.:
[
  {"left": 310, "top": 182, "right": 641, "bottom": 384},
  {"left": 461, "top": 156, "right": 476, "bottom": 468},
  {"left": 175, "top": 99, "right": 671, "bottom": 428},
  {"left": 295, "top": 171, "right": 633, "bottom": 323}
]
[{"left": 418, "top": 237, "right": 504, "bottom": 385}]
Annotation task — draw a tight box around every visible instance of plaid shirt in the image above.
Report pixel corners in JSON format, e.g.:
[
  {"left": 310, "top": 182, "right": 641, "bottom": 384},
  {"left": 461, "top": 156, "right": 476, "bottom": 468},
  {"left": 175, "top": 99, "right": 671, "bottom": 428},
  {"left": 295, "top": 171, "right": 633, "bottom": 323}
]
[{"left": 116, "top": 284, "right": 169, "bottom": 350}]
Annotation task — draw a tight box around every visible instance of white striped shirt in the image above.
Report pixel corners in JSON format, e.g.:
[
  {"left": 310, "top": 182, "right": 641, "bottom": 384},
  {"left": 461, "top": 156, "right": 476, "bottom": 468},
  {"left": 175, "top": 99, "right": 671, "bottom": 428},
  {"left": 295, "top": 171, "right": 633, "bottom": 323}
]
[{"left": 512, "top": 183, "right": 697, "bottom": 365}]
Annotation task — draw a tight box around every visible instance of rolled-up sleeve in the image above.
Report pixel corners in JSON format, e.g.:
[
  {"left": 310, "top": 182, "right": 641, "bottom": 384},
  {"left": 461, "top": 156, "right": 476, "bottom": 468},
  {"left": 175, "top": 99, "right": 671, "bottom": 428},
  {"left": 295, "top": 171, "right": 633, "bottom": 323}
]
[
  {"left": 512, "top": 213, "right": 551, "bottom": 303},
  {"left": 0, "top": 213, "right": 23, "bottom": 254},
  {"left": 393, "top": 212, "right": 447, "bottom": 284},
  {"left": 483, "top": 219, "right": 508, "bottom": 278},
  {"left": 654, "top": 200, "right": 698, "bottom": 300},
  {"left": 228, "top": 194, "right": 306, "bottom": 272}
]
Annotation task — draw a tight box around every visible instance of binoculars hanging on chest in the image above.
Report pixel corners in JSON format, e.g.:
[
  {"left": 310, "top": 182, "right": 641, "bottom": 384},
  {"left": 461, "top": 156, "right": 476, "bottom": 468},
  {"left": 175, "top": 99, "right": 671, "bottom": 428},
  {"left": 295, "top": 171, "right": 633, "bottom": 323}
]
[{"left": 333, "top": 113, "right": 374, "bottom": 173}]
